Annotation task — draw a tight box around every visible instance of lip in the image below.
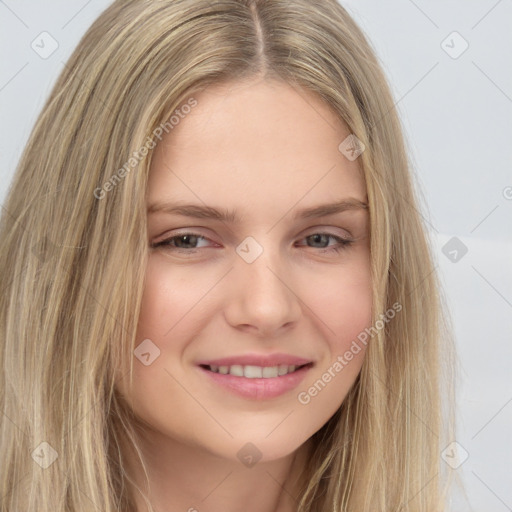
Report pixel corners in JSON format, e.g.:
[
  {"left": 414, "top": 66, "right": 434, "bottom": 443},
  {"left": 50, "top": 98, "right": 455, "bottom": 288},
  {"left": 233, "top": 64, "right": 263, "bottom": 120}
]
[
  {"left": 196, "top": 353, "right": 312, "bottom": 367},
  {"left": 196, "top": 353, "right": 314, "bottom": 400}
]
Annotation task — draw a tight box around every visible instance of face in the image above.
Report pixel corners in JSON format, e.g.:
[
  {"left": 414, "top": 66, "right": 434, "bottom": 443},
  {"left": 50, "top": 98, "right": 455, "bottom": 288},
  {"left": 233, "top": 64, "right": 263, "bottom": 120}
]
[{"left": 117, "top": 78, "right": 372, "bottom": 464}]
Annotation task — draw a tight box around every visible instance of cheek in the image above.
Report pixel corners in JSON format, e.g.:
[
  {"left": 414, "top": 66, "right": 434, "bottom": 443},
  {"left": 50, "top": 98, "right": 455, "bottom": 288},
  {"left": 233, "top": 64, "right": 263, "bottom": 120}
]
[
  {"left": 305, "top": 255, "right": 373, "bottom": 351},
  {"left": 137, "top": 257, "right": 177, "bottom": 333},
  {"left": 125, "top": 259, "right": 193, "bottom": 401},
  {"left": 293, "top": 257, "right": 372, "bottom": 423},
  {"left": 118, "top": 258, "right": 210, "bottom": 442},
  {"left": 135, "top": 256, "right": 208, "bottom": 340},
  {"left": 329, "top": 279, "right": 372, "bottom": 357}
]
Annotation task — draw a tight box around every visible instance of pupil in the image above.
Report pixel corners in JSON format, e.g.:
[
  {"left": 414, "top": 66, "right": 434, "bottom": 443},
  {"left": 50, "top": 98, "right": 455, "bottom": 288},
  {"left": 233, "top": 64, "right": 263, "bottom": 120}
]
[
  {"left": 177, "top": 235, "right": 197, "bottom": 248},
  {"left": 310, "top": 234, "right": 328, "bottom": 247}
]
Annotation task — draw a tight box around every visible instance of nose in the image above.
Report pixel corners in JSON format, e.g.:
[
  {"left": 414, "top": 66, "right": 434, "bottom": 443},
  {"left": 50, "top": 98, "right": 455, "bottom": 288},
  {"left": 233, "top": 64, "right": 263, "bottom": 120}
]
[{"left": 223, "top": 242, "right": 302, "bottom": 338}]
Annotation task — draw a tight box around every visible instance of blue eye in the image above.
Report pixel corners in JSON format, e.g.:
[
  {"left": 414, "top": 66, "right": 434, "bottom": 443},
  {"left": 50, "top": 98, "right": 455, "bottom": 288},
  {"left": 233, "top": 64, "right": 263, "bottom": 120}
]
[
  {"left": 152, "top": 233, "right": 210, "bottom": 250},
  {"left": 151, "top": 232, "right": 353, "bottom": 253},
  {"left": 299, "top": 233, "right": 353, "bottom": 253}
]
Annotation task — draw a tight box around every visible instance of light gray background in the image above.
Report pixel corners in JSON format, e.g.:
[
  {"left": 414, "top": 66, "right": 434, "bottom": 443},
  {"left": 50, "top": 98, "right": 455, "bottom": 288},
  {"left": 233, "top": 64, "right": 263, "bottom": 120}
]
[{"left": 1, "top": 1, "right": 511, "bottom": 510}]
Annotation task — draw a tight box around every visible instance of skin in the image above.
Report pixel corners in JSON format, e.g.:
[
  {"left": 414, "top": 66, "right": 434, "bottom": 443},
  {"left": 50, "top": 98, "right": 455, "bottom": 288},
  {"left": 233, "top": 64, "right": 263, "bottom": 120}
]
[{"left": 115, "top": 77, "right": 372, "bottom": 512}]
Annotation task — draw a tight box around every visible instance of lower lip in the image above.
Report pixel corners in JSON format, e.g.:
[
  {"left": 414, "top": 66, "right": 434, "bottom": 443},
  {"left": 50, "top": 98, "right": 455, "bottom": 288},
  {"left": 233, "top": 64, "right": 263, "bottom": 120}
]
[{"left": 198, "top": 365, "right": 312, "bottom": 400}]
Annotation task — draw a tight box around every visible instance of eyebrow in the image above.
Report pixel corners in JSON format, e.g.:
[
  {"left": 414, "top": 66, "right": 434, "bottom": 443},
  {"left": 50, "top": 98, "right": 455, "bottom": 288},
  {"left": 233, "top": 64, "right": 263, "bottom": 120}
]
[{"left": 147, "top": 198, "right": 368, "bottom": 223}]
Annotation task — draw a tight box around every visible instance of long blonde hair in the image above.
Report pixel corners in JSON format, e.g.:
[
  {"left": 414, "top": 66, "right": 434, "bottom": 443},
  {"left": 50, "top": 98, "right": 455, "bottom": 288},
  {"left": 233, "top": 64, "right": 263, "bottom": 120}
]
[{"left": 0, "top": 0, "right": 457, "bottom": 510}]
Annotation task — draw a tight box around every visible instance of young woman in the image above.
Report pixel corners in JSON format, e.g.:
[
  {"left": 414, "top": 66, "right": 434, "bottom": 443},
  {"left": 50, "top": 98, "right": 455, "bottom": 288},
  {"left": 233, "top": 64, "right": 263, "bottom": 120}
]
[{"left": 0, "top": 0, "right": 457, "bottom": 510}]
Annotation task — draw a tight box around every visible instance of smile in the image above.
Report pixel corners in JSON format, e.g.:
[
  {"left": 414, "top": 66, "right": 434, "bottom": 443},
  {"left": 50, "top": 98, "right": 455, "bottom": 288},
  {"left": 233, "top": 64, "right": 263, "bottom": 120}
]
[
  {"left": 197, "top": 357, "right": 314, "bottom": 400},
  {"left": 201, "top": 363, "right": 309, "bottom": 378}
]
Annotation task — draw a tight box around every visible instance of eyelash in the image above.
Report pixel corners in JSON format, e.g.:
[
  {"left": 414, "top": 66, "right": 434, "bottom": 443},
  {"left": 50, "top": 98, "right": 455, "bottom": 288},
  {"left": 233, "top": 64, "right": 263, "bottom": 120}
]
[{"left": 151, "top": 232, "right": 353, "bottom": 254}]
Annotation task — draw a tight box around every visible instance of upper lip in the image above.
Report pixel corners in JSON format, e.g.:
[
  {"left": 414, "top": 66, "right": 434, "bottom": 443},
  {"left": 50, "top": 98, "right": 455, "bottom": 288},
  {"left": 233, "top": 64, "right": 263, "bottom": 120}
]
[{"left": 197, "top": 353, "right": 313, "bottom": 367}]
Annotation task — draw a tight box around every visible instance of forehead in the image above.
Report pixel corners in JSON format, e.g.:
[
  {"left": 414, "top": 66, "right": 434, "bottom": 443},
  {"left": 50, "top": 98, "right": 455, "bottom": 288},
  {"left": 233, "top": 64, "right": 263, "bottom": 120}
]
[{"left": 148, "top": 78, "right": 367, "bottom": 215}]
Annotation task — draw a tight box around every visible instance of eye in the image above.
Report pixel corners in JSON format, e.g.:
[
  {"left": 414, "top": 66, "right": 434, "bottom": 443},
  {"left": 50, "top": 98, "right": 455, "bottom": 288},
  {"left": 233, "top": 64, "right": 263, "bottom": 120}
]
[
  {"left": 151, "top": 231, "right": 354, "bottom": 254},
  {"left": 151, "top": 233, "right": 213, "bottom": 252},
  {"left": 296, "top": 233, "right": 353, "bottom": 253}
]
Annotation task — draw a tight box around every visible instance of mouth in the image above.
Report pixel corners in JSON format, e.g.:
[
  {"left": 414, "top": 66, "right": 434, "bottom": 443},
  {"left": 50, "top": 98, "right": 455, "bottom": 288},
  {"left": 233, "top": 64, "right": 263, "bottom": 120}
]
[
  {"left": 197, "top": 358, "right": 314, "bottom": 400},
  {"left": 199, "top": 362, "right": 313, "bottom": 378}
]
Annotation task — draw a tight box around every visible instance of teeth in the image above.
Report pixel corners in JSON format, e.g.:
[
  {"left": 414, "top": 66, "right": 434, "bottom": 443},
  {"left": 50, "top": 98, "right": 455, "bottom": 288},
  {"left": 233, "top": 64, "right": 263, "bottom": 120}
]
[
  {"left": 278, "top": 364, "right": 289, "bottom": 376},
  {"left": 230, "top": 364, "right": 244, "bottom": 377},
  {"left": 262, "top": 366, "right": 278, "bottom": 378},
  {"left": 244, "top": 365, "right": 262, "bottom": 378},
  {"left": 207, "top": 364, "right": 303, "bottom": 378}
]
